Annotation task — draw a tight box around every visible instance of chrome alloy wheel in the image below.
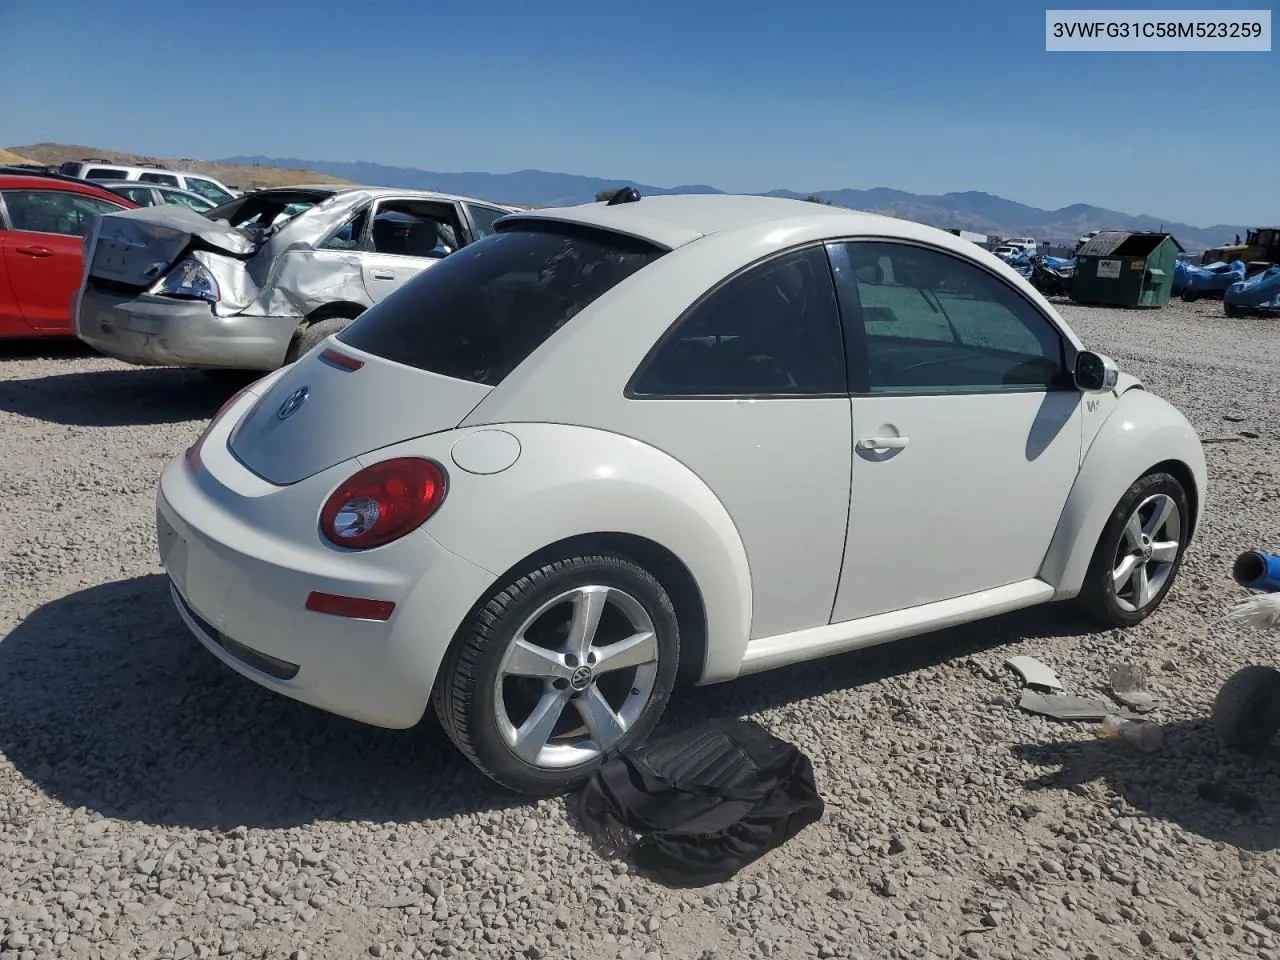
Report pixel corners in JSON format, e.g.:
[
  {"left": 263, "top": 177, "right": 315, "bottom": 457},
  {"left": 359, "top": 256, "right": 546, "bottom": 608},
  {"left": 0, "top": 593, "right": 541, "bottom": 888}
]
[
  {"left": 1111, "top": 493, "right": 1181, "bottom": 613},
  {"left": 493, "top": 585, "right": 660, "bottom": 768}
]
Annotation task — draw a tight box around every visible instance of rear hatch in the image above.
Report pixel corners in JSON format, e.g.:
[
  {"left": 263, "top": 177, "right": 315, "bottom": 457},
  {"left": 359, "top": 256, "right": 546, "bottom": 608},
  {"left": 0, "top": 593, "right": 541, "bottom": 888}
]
[{"left": 226, "top": 218, "right": 667, "bottom": 485}]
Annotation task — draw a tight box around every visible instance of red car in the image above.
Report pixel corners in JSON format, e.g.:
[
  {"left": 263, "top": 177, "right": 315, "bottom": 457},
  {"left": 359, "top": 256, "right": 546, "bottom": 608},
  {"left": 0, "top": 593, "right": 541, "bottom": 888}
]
[{"left": 0, "top": 173, "right": 135, "bottom": 339}]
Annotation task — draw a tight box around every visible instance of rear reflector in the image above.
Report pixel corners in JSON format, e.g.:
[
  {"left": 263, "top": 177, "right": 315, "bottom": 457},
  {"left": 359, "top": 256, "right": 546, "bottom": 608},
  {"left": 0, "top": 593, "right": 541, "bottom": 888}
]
[
  {"left": 320, "top": 347, "right": 364, "bottom": 371},
  {"left": 305, "top": 591, "right": 395, "bottom": 621}
]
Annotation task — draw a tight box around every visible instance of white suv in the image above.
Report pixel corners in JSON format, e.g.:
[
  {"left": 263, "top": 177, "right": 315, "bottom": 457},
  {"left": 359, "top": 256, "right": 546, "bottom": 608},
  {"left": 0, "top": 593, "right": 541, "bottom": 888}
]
[{"left": 58, "top": 159, "right": 240, "bottom": 206}]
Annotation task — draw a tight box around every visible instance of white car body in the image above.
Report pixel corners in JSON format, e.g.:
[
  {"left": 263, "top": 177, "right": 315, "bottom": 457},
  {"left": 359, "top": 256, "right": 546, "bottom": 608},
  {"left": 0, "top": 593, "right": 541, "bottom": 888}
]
[
  {"left": 156, "top": 193, "right": 1206, "bottom": 792},
  {"left": 57, "top": 161, "right": 240, "bottom": 205}
]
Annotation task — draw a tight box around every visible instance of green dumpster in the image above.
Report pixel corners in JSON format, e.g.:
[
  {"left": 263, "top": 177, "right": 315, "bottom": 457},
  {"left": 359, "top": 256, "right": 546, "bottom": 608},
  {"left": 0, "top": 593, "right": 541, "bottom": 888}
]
[{"left": 1070, "top": 231, "right": 1184, "bottom": 307}]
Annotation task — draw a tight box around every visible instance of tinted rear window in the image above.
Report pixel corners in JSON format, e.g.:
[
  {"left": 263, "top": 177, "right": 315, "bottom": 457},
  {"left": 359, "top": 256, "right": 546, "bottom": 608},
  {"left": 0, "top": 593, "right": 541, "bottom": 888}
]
[{"left": 339, "top": 224, "right": 665, "bottom": 386}]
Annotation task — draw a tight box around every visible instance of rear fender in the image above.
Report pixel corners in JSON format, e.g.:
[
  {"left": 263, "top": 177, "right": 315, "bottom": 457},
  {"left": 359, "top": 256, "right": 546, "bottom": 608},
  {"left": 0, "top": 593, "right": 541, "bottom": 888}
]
[
  {"left": 379, "top": 423, "right": 754, "bottom": 684},
  {"left": 1039, "top": 388, "right": 1206, "bottom": 598}
]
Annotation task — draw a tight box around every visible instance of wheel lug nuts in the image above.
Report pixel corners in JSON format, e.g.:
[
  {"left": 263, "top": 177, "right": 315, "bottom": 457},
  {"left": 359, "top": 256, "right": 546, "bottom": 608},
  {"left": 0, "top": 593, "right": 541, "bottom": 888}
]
[
  {"left": 553, "top": 679, "right": 568, "bottom": 690},
  {"left": 564, "top": 654, "right": 578, "bottom": 667}
]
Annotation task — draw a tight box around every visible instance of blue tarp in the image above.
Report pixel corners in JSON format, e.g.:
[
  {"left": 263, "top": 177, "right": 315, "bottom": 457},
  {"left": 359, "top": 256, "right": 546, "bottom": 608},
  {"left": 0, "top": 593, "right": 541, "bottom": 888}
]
[
  {"left": 1225, "top": 265, "right": 1280, "bottom": 310},
  {"left": 1042, "top": 256, "right": 1075, "bottom": 271},
  {"left": 1174, "top": 259, "right": 1246, "bottom": 295}
]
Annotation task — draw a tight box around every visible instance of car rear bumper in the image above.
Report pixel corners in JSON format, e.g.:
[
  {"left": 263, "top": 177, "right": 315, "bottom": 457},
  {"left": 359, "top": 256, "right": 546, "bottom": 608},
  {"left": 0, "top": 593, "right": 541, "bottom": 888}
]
[
  {"left": 155, "top": 459, "right": 497, "bottom": 729},
  {"left": 77, "top": 286, "right": 295, "bottom": 370}
]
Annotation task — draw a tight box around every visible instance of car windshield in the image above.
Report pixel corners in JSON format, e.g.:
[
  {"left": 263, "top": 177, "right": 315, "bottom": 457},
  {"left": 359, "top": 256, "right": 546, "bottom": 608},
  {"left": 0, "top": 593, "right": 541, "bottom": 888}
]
[{"left": 339, "top": 222, "right": 666, "bottom": 386}]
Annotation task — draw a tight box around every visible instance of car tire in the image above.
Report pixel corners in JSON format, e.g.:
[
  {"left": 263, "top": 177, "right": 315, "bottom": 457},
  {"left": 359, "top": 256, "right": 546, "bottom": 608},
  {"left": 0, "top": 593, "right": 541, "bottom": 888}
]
[
  {"left": 1076, "top": 471, "right": 1190, "bottom": 628},
  {"left": 1213, "top": 665, "right": 1280, "bottom": 750},
  {"left": 433, "top": 554, "right": 680, "bottom": 796},
  {"left": 283, "top": 312, "right": 361, "bottom": 366}
]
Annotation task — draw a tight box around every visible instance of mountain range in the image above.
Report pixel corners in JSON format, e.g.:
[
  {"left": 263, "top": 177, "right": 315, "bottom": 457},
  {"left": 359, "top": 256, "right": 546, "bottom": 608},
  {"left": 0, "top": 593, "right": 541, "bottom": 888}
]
[{"left": 223, "top": 154, "right": 1244, "bottom": 253}]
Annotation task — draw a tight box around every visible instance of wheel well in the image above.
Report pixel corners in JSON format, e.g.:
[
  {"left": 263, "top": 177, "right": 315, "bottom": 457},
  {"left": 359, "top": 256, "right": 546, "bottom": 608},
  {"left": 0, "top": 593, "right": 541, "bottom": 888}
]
[
  {"left": 306, "top": 301, "right": 365, "bottom": 324},
  {"left": 1146, "top": 459, "right": 1200, "bottom": 539},
  {"left": 483, "top": 533, "right": 709, "bottom": 686}
]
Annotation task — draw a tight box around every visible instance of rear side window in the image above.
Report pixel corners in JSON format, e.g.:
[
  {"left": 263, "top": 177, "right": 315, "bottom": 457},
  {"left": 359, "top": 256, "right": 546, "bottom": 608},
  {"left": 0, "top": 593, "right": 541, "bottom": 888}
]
[
  {"left": 84, "top": 168, "right": 128, "bottom": 180},
  {"left": 139, "top": 172, "right": 180, "bottom": 187},
  {"left": 339, "top": 224, "right": 665, "bottom": 386},
  {"left": 116, "top": 186, "right": 156, "bottom": 206}
]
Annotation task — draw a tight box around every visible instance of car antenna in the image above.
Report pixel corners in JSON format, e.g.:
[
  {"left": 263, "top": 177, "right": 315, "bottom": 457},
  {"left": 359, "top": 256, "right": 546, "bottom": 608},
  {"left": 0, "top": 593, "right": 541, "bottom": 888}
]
[{"left": 607, "top": 186, "right": 642, "bottom": 205}]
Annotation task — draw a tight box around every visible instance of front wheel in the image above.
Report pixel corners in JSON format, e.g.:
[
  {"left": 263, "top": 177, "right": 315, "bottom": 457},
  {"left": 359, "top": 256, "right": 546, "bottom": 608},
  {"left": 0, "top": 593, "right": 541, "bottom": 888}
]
[
  {"left": 433, "top": 554, "right": 680, "bottom": 796},
  {"left": 1077, "top": 472, "right": 1189, "bottom": 628}
]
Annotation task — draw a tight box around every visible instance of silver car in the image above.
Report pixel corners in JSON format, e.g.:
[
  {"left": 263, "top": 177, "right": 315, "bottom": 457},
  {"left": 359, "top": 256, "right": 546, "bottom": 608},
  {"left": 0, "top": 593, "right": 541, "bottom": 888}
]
[
  {"left": 93, "top": 180, "right": 218, "bottom": 214},
  {"left": 75, "top": 185, "right": 517, "bottom": 371}
]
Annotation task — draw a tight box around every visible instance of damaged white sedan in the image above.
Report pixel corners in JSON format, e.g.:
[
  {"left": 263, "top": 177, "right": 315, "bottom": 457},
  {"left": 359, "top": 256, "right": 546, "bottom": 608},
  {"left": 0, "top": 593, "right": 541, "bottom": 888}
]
[{"left": 75, "top": 185, "right": 518, "bottom": 371}]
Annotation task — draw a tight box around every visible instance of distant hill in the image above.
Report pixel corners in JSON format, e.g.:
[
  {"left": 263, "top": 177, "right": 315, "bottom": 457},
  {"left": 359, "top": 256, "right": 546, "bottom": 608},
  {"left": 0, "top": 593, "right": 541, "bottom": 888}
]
[
  {"left": 222, "top": 155, "right": 722, "bottom": 209},
  {"left": 8, "top": 144, "right": 1242, "bottom": 252},
  {"left": 223, "top": 155, "right": 1243, "bottom": 253},
  {"left": 10, "top": 143, "right": 352, "bottom": 191},
  {"left": 0, "top": 148, "right": 35, "bottom": 165}
]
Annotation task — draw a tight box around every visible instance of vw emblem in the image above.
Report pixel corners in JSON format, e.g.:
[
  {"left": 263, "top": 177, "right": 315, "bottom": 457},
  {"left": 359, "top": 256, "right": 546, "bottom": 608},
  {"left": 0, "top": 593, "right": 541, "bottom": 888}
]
[
  {"left": 277, "top": 386, "right": 310, "bottom": 420},
  {"left": 569, "top": 665, "right": 594, "bottom": 691}
]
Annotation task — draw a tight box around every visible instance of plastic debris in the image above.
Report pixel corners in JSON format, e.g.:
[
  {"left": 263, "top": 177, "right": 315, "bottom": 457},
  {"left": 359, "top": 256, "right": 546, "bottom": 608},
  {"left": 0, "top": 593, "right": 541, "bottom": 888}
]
[
  {"left": 1018, "top": 690, "right": 1112, "bottom": 721},
  {"left": 1108, "top": 663, "right": 1156, "bottom": 713},
  {"left": 1232, "top": 550, "right": 1280, "bottom": 592},
  {"left": 1005, "top": 655, "right": 1064, "bottom": 691},
  {"left": 1173, "top": 259, "right": 1246, "bottom": 298},
  {"left": 1098, "top": 715, "right": 1164, "bottom": 752},
  {"left": 1225, "top": 265, "right": 1280, "bottom": 311},
  {"left": 1224, "top": 594, "right": 1280, "bottom": 630},
  {"left": 571, "top": 718, "right": 824, "bottom": 887}
]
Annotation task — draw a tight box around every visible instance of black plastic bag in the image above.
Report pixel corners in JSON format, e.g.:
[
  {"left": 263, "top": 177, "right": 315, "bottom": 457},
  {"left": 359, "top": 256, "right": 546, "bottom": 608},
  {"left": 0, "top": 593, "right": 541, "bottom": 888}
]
[{"left": 573, "top": 718, "right": 824, "bottom": 887}]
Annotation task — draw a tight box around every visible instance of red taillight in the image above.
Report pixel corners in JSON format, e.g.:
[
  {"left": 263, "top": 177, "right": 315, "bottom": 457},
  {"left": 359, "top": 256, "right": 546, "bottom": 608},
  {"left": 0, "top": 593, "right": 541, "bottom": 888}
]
[
  {"left": 185, "top": 383, "right": 256, "bottom": 474},
  {"left": 305, "top": 591, "right": 395, "bottom": 621},
  {"left": 320, "top": 347, "right": 364, "bottom": 371},
  {"left": 319, "top": 458, "right": 448, "bottom": 550}
]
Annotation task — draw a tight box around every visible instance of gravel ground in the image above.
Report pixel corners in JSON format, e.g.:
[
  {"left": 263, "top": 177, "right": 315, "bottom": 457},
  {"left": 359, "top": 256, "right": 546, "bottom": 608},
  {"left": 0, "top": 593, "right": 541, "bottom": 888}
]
[{"left": 2, "top": 298, "right": 1280, "bottom": 960}]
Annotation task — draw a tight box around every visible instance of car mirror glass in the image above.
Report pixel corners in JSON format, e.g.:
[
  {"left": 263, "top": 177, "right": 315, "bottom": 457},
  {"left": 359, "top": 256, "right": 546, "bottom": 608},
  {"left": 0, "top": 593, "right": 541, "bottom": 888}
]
[{"left": 1075, "top": 350, "right": 1119, "bottom": 392}]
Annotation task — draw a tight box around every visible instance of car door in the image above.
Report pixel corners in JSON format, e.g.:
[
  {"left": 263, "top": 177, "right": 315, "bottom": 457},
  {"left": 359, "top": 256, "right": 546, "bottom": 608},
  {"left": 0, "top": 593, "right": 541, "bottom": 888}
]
[
  {"left": 359, "top": 198, "right": 466, "bottom": 304},
  {"left": 0, "top": 188, "right": 126, "bottom": 331},
  {"left": 623, "top": 244, "right": 854, "bottom": 640},
  {"left": 0, "top": 202, "right": 19, "bottom": 336},
  {"left": 826, "top": 239, "right": 1083, "bottom": 622}
]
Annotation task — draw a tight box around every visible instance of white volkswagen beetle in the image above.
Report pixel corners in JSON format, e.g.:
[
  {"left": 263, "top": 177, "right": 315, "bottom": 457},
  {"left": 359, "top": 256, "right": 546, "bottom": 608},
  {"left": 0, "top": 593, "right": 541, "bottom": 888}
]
[{"left": 156, "top": 192, "right": 1206, "bottom": 795}]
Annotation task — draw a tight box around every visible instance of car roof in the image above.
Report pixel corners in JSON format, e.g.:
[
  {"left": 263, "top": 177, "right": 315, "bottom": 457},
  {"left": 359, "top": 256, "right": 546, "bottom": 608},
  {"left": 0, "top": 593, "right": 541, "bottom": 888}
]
[
  {"left": 500, "top": 193, "right": 891, "bottom": 250},
  {"left": 93, "top": 179, "right": 209, "bottom": 198},
  {"left": 0, "top": 173, "right": 134, "bottom": 201}
]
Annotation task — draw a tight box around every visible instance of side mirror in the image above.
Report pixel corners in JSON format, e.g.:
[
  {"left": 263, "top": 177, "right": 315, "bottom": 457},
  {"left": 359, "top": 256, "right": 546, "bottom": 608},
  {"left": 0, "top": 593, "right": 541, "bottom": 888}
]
[{"left": 1074, "top": 351, "right": 1120, "bottom": 393}]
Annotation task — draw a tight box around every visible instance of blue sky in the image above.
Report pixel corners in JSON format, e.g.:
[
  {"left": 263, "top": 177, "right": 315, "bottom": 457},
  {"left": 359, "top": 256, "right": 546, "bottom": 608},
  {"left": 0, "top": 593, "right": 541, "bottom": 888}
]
[{"left": 0, "top": 0, "right": 1275, "bottom": 225}]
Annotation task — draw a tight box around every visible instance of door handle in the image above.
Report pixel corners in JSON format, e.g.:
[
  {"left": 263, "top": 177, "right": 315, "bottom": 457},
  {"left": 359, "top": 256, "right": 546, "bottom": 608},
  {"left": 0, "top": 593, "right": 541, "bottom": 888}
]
[
  {"left": 370, "top": 269, "right": 395, "bottom": 280},
  {"left": 17, "top": 245, "right": 54, "bottom": 258},
  {"left": 857, "top": 436, "right": 910, "bottom": 450}
]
